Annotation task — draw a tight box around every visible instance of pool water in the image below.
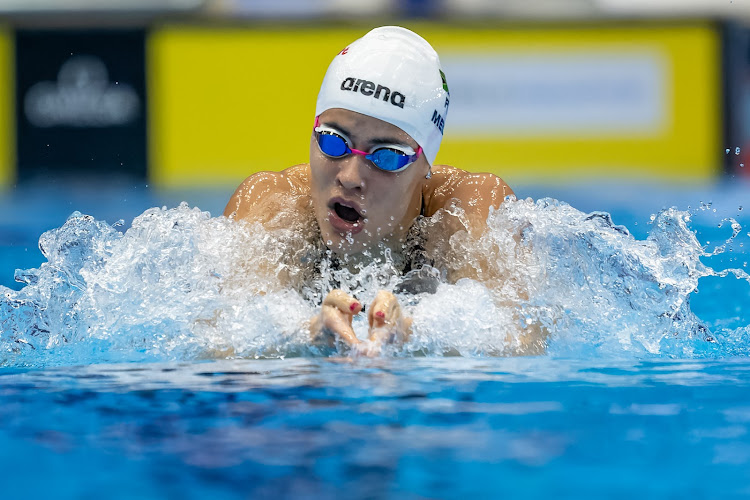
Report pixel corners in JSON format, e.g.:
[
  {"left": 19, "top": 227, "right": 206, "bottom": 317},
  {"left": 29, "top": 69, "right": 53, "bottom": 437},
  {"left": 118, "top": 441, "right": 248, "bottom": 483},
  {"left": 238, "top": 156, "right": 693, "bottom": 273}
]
[
  {"left": 2, "top": 358, "right": 750, "bottom": 499},
  {"left": 0, "top": 177, "right": 749, "bottom": 498}
]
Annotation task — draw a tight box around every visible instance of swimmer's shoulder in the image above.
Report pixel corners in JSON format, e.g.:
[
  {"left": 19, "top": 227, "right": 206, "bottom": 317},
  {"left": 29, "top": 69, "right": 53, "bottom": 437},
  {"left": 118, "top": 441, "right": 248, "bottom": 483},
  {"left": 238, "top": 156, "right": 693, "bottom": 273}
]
[
  {"left": 422, "top": 164, "right": 514, "bottom": 218},
  {"left": 223, "top": 164, "right": 311, "bottom": 220}
]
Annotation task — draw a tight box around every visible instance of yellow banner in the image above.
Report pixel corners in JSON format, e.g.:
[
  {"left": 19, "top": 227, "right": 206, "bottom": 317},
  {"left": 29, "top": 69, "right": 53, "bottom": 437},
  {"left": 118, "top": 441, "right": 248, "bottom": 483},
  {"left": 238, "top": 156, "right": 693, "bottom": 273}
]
[{"left": 148, "top": 23, "right": 720, "bottom": 187}]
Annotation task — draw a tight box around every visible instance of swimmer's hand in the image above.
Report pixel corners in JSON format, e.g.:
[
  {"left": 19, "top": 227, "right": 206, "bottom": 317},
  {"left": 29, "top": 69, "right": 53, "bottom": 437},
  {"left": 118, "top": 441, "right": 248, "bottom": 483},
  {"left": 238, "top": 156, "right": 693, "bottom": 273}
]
[
  {"left": 365, "top": 290, "right": 413, "bottom": 354},
  {"left": 310, "top": 289, "right": 363, "bottom": 350},
  {"left": 309, "top": 289, "right": 411, "bottom": 356}
]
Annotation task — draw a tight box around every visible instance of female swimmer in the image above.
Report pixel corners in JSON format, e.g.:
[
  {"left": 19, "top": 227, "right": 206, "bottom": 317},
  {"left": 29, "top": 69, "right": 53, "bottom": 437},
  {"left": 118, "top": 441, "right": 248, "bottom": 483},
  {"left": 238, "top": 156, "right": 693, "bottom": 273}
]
[{"left": 224, "top": 26, "right": 514, "bottom": 355}]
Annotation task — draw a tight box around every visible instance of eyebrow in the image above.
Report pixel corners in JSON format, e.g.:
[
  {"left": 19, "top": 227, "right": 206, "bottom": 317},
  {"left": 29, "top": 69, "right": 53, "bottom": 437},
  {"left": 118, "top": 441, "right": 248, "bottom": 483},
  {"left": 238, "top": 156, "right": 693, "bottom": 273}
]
[{"left": 322, "top": 121, "right": 413, "bottom": 149}]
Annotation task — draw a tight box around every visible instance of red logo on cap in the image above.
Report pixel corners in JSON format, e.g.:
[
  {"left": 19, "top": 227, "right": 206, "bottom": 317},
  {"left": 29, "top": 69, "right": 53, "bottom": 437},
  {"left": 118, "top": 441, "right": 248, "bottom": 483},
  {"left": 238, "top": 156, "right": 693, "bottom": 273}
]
[{"left": 339, "top": 47, "right": 349, "bottom": 55}]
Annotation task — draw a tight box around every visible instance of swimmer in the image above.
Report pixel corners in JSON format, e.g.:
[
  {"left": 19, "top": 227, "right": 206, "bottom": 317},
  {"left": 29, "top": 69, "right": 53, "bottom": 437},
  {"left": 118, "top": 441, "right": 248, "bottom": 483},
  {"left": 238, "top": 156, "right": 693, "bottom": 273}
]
[{"left": 224, "top": 26, "right": 514, "bottom": 355}]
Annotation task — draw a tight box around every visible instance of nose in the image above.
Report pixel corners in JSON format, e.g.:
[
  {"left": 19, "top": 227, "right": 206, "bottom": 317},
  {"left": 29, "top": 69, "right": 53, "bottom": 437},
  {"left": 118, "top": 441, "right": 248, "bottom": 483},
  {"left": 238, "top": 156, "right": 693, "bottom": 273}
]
[{"left": 336, "top": 154, "right": 367, "bottom": 191}]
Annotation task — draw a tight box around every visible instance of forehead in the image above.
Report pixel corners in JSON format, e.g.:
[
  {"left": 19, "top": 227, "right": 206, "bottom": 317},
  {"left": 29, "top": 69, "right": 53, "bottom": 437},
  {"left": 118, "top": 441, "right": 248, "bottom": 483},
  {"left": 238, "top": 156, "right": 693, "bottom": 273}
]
[{"left": 318, "top": 108, "right": 417, "bottom": 147}]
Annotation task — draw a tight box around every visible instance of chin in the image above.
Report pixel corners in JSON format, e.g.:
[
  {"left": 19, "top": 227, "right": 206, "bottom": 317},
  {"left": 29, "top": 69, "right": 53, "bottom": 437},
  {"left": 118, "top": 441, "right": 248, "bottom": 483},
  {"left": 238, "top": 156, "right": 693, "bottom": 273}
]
[{"left": 323, "top": 232, "right": 369, "bottom": 255}]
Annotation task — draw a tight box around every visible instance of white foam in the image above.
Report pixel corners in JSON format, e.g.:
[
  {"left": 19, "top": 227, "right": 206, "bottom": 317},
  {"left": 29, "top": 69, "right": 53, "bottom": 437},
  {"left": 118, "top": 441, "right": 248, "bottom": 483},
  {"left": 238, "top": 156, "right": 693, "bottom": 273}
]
[{"left": 0, "top": 197, "right": 748, "bottom": 367}]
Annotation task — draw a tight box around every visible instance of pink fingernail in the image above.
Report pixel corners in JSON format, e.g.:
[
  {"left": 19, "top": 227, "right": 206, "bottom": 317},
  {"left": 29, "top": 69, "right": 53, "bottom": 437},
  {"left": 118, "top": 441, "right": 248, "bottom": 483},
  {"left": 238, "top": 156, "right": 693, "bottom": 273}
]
[
  {"left": 350, "top": 302, "right": 360, "bottom": 312},
  {"left": 375, "top": 311, "right": 385, "bottom": 319}
]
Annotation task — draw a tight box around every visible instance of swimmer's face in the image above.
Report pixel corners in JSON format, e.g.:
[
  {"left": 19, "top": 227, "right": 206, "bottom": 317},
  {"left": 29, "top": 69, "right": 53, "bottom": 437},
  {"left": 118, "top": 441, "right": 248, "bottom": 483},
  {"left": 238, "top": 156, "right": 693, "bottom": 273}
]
[{"left": 309, "top": 108, "right": 431, "bottom": 255}]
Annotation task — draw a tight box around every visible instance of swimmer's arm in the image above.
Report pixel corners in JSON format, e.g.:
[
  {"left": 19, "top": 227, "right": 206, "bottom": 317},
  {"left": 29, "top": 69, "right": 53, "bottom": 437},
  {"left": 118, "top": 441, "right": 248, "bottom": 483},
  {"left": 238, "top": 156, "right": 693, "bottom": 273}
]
[
  {"left": 425, "top": 167, "right": 547, "bottom": 354},
  {"left": 422, "top": 165, "right": 515, "bottom": 286},
  {"left": 424, "top": 165, "right": 514, "bottom": 235},
  {"left": 223, "top": 164, "right": 311, "bottom": 226}
]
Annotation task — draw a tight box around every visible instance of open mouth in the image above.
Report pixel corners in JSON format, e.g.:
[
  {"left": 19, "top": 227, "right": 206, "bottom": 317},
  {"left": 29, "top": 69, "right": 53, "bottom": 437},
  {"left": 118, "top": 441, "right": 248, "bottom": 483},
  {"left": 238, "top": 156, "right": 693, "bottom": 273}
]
[{"left": 333, "top": 202, "right": 362, "bottom": 223}]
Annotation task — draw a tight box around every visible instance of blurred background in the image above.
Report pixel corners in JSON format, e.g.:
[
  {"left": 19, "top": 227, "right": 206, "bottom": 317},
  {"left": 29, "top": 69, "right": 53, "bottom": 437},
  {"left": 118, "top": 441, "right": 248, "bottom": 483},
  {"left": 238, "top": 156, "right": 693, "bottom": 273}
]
[{"left": 0, "top": 0, "right": 749, "bottom": 287}]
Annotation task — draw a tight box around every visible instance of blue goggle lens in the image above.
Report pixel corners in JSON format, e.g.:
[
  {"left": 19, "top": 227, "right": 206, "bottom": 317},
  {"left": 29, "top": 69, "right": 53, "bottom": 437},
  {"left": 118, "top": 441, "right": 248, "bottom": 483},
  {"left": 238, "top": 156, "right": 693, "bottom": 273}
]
[
  {"left": 366, "top": 149, "right": 410, "bottom": 172},
  {"left": 317, "top": 133, "right": 349, "bottom": 157}
]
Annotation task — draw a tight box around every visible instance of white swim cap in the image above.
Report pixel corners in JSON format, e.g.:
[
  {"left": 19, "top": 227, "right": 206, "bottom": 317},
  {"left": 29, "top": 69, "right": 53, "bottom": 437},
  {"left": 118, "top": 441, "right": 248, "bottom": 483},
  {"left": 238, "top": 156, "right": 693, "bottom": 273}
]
[{"left": 315, "top": 26, "right": 449, "bottom": 166}]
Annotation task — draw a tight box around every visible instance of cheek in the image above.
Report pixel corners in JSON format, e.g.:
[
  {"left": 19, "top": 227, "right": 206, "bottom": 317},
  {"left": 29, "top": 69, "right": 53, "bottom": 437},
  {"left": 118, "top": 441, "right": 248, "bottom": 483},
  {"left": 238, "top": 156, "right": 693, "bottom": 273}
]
[
  {"left": 308, "top": 145, "right": 326, "bottom": 187},
  {"left": 309, "top": 139, "right": 328, "bottom": 181},
  {"left": 368, "top": 176, "right": 416, "bottom": 218},
  {"left": 308, "top": 173, "right": 326, "bottom": 212},
  {"left": 308, "top": 159, "right": 336, "bottom": 214}
]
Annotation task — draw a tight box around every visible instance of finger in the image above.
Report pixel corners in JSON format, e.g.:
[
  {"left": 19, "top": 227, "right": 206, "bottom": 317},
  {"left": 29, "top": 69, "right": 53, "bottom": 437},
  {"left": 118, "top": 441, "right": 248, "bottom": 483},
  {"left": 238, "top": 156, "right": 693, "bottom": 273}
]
[
  {"left": 370, "top": 310, "right": 386, "bottom": 329},
  {"left": 321, "top": 306, "right": 361, "bottom": 346},
  {"left": 323, "top": 289, "right": 362, "bottom": 315},
  {"left": 368, "top": 291, "right": 398, "bottom": 328}
]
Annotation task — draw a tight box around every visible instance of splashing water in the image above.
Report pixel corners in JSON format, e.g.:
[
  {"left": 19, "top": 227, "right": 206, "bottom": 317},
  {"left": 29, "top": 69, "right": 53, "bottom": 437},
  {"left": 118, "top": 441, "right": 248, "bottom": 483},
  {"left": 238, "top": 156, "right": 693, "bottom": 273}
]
[{"left": 0, "top": 198, "right": 748, "bottom": 367}]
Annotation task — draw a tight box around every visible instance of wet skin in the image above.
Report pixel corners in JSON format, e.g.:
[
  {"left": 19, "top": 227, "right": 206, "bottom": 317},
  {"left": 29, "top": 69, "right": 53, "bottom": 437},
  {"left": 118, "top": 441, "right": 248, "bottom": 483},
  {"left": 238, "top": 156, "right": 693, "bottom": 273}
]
[{"left": 224, "top": 108, "right": 514, "bottom": 355}]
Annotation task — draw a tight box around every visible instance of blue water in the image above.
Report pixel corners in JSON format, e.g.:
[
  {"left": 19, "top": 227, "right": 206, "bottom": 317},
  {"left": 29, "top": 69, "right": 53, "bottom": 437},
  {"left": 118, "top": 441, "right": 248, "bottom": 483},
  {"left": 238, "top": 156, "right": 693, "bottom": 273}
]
[
  {"left": 0, "top": 177, "right": 749, "bottom": 498},
  {"left": 2, "top": 358, "right": 750, "bottom": 499}
]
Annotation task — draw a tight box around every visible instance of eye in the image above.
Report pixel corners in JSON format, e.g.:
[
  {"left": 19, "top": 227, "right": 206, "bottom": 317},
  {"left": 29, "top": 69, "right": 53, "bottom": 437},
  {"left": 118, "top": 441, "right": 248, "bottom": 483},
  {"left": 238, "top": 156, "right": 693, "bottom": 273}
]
[
  {"left": 372, "top": 144, "right": 415, "bottom": 156},
  {"left": 314, "top": 125, "right": 352, "bottom": 147},
  {"left": 375, "top": 147, "right": 405, "bottom": 155},
  {"left": 323, "top": 131, "right": 347, "bottom": 143}
]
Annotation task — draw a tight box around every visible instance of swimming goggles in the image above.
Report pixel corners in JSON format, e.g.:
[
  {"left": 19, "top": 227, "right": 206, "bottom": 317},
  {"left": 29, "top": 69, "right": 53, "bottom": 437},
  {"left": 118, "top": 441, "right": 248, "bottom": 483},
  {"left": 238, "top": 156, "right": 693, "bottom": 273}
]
[{"left": 313, "top": 117, "right": 422, "bottom": 173}]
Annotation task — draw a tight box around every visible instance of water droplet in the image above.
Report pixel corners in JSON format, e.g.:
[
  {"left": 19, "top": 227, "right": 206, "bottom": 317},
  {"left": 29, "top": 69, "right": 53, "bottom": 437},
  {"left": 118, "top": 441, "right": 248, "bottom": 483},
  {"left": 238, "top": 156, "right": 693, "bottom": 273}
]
[
  {"left": 389, "top": 216, "right": 395, "bottom": 221},
  {"left": 741, "top": 163, "right": 745, "bottom": 168},
  {"left": 736, "top": 147, "right": 741, "bottom": 155},
  {"left": 326, "top": 240, "right": 332, "bottom": 246},
  {"left": 726, "top": 148, "right": 731, "bottom": 154},
  {"left": 739, "top": 206, "right": 744, "bottom": 211}
]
